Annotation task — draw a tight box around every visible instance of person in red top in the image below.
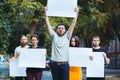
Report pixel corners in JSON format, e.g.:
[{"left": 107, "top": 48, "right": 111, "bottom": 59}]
[{"left": 26, "top": 34, "right": 44, "bottom": 80}]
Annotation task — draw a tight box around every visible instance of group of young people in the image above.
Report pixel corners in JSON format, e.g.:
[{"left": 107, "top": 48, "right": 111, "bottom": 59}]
[
  {"left": 13, "top": 34, "right": 43, "bottom": 80},
  {"left": 12, "top": 6, "right": 110, "bottom": 80}
]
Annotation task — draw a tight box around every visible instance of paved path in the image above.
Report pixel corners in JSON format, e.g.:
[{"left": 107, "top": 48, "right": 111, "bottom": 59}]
[
  {"left": 82, "top": 68, "right": 120, "bottom": 80},
  {"left": 42, "top": 68, "right": 120, "bottom": 80},
  {"left": 0, "top": 69, "right": 120, "bottom": 80},
  {"left": 42, "top": 71, "right": 52, "bottom": 80}
]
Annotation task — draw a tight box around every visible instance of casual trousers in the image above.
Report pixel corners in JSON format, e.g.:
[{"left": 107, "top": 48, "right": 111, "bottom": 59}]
[
  {"left": 50, "top": 62, "right": 69, "bottom": 80},
  {"left": 15, "top": 77, "right": 27, "bottom": 80},
  {"left": 87, "top": 77, "right": 105, "bottom": 80},
  {"left": 26, "top": 72, "right": 42, "bottom": 80}
]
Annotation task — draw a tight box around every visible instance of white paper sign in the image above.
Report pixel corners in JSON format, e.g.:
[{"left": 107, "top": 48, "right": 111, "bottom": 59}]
[
  {"left": 19, "top": 49, "right": 46, "bottom": 68},
  {"left": 10, "top": 59, "right": 26, "bottom": 76},
  {"left": 87, "top": 52, "right": 104, "bottom": 77},
  {"left": 46, "top": 0, "right": 78, "bottom": 17},
  {"left": 69, "top": 48, "right": 105, "bottom": 77},
  {"left": 69, "top": 47, "right": 92, "bottom": 67}
]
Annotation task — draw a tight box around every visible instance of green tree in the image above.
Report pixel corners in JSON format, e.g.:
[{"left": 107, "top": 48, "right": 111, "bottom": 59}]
[
  {"left": 74, "top": 0, "right": 120, "bottom": 47},
  {"left": 0, "top": 0, "right": 44, "bottom": 55},
  {"left": 0, "top": 0, "right": 120, "bottom": 56}
]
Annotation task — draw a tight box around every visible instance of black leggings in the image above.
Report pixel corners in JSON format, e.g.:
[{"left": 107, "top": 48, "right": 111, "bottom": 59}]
[
  {"left": 87, "top": 77, "right": 105, "bottom": 80},
  {"left": 15, "top": 77, "right": 27, "bottom": 80}
]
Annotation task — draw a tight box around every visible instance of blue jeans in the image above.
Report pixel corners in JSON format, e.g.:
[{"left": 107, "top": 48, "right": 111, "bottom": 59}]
[{"left": 50, "top": 62, "right": 69, "bottom": 80}]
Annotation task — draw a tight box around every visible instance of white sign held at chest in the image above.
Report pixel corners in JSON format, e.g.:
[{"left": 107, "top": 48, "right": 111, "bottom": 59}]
[
  {"left": 19, "top": 49, "right": 46, "bottom": 68},
  {"left": 69, "top": 47, "right": 105, "bottom": 77}
]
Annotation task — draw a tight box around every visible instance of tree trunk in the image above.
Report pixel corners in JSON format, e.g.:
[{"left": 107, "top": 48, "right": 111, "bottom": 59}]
[{"left": 29, "top": 21, "right": 37, "bottom": 35}]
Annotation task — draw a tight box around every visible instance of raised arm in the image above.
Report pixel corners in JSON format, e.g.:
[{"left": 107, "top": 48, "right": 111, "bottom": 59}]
[
  {"left": 44, "top": 7, "right": 53, "bottom": 34},
  {"left": 68, "top": 7, "right": 79, "bottom": 36}
]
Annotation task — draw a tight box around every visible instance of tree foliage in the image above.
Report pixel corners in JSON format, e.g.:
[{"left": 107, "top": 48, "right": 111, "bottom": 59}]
[
  {"left": 0, "top": 0, "right": 44, "bottom": 55},
  {"left": 75, "top": 0, "right": 120, "bottom": 47},
  {"left": 0, "top": 0, "right": 119, "bottom": 55}
]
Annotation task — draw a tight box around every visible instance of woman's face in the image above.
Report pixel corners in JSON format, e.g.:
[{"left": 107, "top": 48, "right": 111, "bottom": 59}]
[
  {"left": 31, "top": 37, "right": 39, "bottom": 46},
  {"left": 71, "top": 38, "right": 76, "bottom": 47}
]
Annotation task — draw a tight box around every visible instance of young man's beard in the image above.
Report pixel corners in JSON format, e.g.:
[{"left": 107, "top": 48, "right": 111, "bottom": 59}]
[
  {"left": 21, "top": 43, "right": 27, "bottom": 47},
  {"left": 57, "top": 32, "right": 66, "bottom": 36}
]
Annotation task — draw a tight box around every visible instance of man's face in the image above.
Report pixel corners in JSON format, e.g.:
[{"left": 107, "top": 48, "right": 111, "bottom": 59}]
[
  {"left": 92, "top": 38, "right": 100, "bottom": 47},
  {"left": 20, "top": 36, "right": 28, "bottom": 46},
  {"left": 56, "top": 25, "right": 66, "bottom": 36}
]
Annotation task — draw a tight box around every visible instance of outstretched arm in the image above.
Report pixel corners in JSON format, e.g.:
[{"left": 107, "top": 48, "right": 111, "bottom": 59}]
[
  {"left": 44, "top": 7, "right": 53, "bottom": 34},
  {"left": 68, "top": 7, "right": 79, "bottom": 36},
  {"left": 13, "top": 52, "right": 19, "bottom": 60},
  {"left": 103, "top": 53, "right": 110, "bottom": 64}
]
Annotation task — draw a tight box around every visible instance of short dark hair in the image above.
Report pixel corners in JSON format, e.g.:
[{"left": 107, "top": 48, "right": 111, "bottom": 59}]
[
  {"left": 55, "top": 23, "right": 67, "bottom": 30},
  {"left": 30, "top": 34, "right": 39, "bottom": 40},
  {"left": 92, "top": 36, "right": 100, "bottom": 40},
  {"left": 20, "top": 35, "right": 27, "bottom": 39}
]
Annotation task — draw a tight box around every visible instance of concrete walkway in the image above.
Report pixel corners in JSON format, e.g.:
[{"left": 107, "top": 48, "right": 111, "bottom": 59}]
[
  {"left": 82, "top": 68, "right": 120, "bottom": 80},
  {"left": 105, "top": 69, "right": 120, "bottom": 80},
  {"left": 0, "top": 68, "right": 120, "bottom": 80},
  {"left": 82, "top": 74, "right": 120, "bottom": 80}
]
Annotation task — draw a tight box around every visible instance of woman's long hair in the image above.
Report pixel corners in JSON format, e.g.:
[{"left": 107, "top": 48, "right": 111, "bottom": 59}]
[{"left": 70, "top": 36, "right": 80, "bottom": 47}]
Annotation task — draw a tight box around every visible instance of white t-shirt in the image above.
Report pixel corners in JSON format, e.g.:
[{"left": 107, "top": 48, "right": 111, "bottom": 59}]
[{"left": 14, "top": 45, "right": 29, "bottom": 60}]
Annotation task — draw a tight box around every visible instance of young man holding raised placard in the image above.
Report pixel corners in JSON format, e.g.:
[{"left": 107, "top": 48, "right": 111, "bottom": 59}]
[{"left": 44, "top": 6, "right": 79, "bottom": 80}]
